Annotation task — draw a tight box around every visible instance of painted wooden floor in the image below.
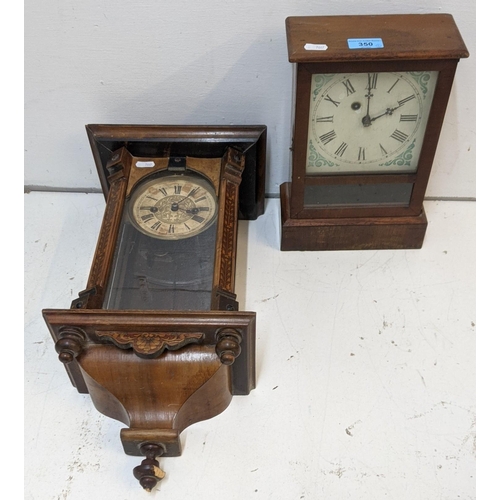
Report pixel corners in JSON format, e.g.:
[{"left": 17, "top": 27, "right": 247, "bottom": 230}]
[{"left": 25, "top": 193, "right": 475, "bottom": 499}]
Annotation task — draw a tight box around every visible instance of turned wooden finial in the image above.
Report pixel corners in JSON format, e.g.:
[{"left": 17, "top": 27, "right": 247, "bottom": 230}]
[
  {"left": 54, "top": 327, "right": 85, "bottom": 364},
  {"left": 133, "top": 443, "right": 166, "bottom": 492},
  {"left": 215, "top": 329, "right": 243, "bottom": 365}
]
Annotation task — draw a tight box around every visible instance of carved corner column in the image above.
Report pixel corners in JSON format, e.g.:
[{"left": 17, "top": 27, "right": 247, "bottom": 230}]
[
  {"left": 212, "top": 147, "right": 245, "bottom": 312},
  {"left": 73, "top": 152, "right": 130, "bottom": 311}
]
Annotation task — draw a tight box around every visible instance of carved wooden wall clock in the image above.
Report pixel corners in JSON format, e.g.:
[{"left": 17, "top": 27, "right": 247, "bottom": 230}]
[
  {"left": 43, "top": 124, "right": 267, "bottom": 491},
  {"left": 280, "top": 14, "right": 469, "bottom": 250}
]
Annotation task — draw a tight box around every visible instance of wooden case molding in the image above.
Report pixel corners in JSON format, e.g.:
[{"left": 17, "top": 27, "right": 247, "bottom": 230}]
[
  {"left": 43, "top": 126, "right": 265, "bottom": 491},
  {"left": 86, "top": 124, "right": 267, "bottom": 220}
]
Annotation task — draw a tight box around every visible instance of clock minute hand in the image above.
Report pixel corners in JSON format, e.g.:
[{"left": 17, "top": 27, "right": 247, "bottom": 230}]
[
  {"left": 370, "top": 103, "right": 404, "bottom": 123},
  {"left": 362, "top": 73, "right": 373, "bottom": 127}
]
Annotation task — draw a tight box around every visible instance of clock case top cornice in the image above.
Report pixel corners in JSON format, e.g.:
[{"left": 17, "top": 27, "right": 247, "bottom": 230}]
[{"left": 286, "top": 14, "right": 469, "bottom": 64}]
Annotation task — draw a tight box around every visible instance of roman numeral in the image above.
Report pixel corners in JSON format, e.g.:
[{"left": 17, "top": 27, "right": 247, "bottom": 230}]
[
  {"left": 368, "top": 73, "right": 378, "bottom": 89},
  {"left": 343, "top": 79, "right": 355, "bottom": 95},
  {"left": 335, "top": 142, "right": 348, "bottom": 157},
  {"left": 324, "top": 94, "right": 340, "bottom": 107},
  {"left": 390, "top": 129, "right": 409, "bottom": 143},
  {"left": 397, "top": 95, "right": 415, "bottom": 106},
  {"left": 319, "top": 130, "right": 337, "bottom": 145},
  {"left": 188, "top": 187, "right": 200, "bottom": 197},
  {"left": 151, "top": 221, "right": 162, "bottom": 231},
  {"left": 192, "top": 215, "right": 205, "bottom": 224},
  {"left": 379, "top": 143, "right": 388, "bottom": 155},
  {"left": 174, "top": 185, "right": 182, "bottom": 194},
  {"left": 159, "top": 187, "right": 168, "bottom": 196},
  {"left": 139, "top": 206, "right": 154, "bottom": 210},
  {"left": 400, "top": 114, "right": 418, "bottom": 122},
  {"left": 387, "top": 79, "right": 400, "bottom": 93},
  {"left": 195, "top": 196, "right": 207, "bottom": 203},
  {"left": 141, "top": 214, "right": 154, "bottom": 222},
  {"left": 316, "top": 116, "right": 334, "bottom": 123},
  {"left": 358, "top": 147, "right": 366, "bottom": 161},
  {"left": 168, "top": 224, "right": 175, "bottom": 233},
  {"left": 197, "top": 207, "right": 210, "bottom": 212}
]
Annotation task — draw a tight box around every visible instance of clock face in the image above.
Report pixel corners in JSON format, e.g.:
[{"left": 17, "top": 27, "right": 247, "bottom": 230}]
[
  {"left": 306, "top": 71, "right": 438, "bottom": 174},
  {"left": 129, "top": 174, "right": 218, "bottom": 240}
]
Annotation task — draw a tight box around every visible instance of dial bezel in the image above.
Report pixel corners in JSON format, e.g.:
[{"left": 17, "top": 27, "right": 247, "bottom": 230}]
[{"left": 128, "top": 171, "right": 218, "bottom": 240}]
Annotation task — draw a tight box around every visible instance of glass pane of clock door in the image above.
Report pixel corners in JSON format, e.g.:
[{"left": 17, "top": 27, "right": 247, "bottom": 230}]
[
  {"left": 103, "top": 215, "right": 217, "bottom": 311},
  {"left": 304, "top": 182, "right": 414, "bottom": 207}
]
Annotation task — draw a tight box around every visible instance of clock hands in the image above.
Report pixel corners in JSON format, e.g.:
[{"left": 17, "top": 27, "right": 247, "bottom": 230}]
[
  {"left": 173, "top": 205, "right": 203, "bottom": 215},
  {"left": 142, "top": 194, "right": 204, "bottom": 221},
  {"left": 360, "top": 73, "right": 412, "bottom": 127},
  {"left": 369, "top": 102, "right": 405, "bottom": 123},
  {"left": 362, "top": 73, "right": 374, "bottom": 127},
  {"left": 169, "top": 197, "right": 204, "bottom": 215},
  {"left": 362, "top": 102, "right": 405, "bottom": 126}
]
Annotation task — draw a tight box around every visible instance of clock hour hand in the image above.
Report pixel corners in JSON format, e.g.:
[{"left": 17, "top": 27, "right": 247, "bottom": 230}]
[
  {"left": 170, "top": 198, "right": 193, "bottom": 212},
  {"left": 171, "top": 204, "right": 201, "bottom": 215},
  {"left": 182, "top": 207, "right": 203, "bottom": 215}
]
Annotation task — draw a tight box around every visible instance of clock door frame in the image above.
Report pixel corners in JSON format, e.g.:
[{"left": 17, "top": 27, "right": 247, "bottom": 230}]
[{"left": 288, "top": 58, "right": 460, "bottom": 220}]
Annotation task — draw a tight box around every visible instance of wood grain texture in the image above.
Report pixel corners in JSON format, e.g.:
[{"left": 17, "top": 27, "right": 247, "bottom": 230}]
[
  {"left": 78, "top": 344, "right": 232, "bottom": 456},
  {"left": 286, "top": 14, "right": 469, "bottom": 63},
  {"left": 213, "top": 148, "right": 245, "bottom": 294},
  {"left": 85, "top": 124, "right": 266, "bottom": 219},
  {"left": 43, "top": 309, "right": 255, "bottom": 456},
  {"left": 83, "top": 172, "right": 128, "bottom": 308},
  {"left": 95, "top": 331, "right": 205, "bottom": 358},
  {"left": 280, "top": 182, "right": 427, "bottom": 251},
  {"left": 43, "top": 309, "right": 256, "bottom": 394}
]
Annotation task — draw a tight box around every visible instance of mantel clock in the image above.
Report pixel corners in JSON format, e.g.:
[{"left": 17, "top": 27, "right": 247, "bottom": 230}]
[
  {"left": 280, "top": 14, "right": 469, "bottom": 250},
  {"left": 43, "top": 124, "right": 267, "bottom": 491}
]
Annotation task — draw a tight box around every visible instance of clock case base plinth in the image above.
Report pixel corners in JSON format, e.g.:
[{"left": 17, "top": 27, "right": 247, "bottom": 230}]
[{"left": 280, "top": 182, "right": 427, "bottom": 251}]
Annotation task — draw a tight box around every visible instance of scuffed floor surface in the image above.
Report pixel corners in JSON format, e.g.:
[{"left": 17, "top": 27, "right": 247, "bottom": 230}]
[{"left": 25, "top": 193, "right": 475, "bottom": 499}]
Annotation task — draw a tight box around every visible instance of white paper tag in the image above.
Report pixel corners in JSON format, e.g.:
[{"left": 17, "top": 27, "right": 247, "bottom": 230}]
[
  {"left": 304, "top": 43, "right": 328, "bottom": 51},
  {"left": 135, "top": 161, "right": 155, "bottom": 168}
]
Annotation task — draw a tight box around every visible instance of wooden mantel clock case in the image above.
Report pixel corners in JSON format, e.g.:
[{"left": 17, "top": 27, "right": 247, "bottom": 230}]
[
  {"left": 43, "top": 124, "right": 267, "bottom": 491},
  {"left": 280, "top": 14, "right": 469, "bottom": 251}
]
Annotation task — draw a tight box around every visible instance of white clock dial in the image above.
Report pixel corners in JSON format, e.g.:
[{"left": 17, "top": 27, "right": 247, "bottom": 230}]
[
  {"left": 307, "top": 71, "right": 438, "bottom": 174},
  {"left": 129, "top": 174, "right": 217, "bottom": 240}
]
